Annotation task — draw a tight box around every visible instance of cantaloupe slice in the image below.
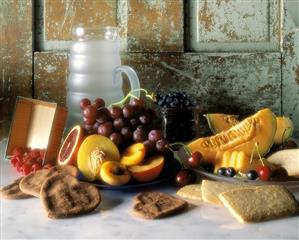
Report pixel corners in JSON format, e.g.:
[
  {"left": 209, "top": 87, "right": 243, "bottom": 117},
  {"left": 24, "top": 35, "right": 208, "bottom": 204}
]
[
  {"left": 205, "top": 113, "right": 293, "bottom": 146},
  {"left": 189, "top": 108, "right": 277, "bottom": 163}
]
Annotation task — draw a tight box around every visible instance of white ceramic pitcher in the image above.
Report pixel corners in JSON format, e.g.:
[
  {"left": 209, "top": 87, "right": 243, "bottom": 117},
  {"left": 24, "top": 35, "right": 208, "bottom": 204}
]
[{"left": 66, "top": 26, "right": 140, "bottom": 127}]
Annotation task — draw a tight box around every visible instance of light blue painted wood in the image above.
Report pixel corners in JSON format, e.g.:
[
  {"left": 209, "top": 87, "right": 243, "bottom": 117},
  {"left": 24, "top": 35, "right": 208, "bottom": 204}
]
[{"left": 189, "top": 0, "right": 282, "bottom": 52}]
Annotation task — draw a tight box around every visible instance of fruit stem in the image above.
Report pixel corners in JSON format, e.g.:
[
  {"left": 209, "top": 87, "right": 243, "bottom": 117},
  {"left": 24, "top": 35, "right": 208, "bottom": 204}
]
[
  {"left": 108, "top": 88, "right": 155, "bottom": 108},
  {"left": 254, "top": 142, "right": 264, "bottom": 166}
]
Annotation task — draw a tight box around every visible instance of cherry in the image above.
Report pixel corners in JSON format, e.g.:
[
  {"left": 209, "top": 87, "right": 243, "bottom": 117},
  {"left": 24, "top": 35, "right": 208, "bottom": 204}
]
[
  {"left": 257, "top": 166, "right": 271, "bottom": 181},
  {"left": 175, "top": 169, "right": 196, "bottom": 187},
  {"left": 187, "top": 151, "right": 202, "bottom": 168},
  {"left": 32, "top": 163, "right": 42, "bottom": 172}
]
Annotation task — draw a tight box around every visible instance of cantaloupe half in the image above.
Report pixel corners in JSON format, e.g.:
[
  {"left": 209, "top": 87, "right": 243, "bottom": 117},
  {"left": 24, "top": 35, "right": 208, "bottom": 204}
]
[
  {"left": 188, "top": 108, "right": 277, "bottom": 163},
  {"left": 206, "top": 113, "right": 293, "bottom": 146}
]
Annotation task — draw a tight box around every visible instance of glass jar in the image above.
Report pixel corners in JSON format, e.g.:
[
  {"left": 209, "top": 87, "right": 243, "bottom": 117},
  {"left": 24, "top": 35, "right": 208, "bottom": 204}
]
[{"left": 160, "top": 106, "right": 201, "bottom": 143}]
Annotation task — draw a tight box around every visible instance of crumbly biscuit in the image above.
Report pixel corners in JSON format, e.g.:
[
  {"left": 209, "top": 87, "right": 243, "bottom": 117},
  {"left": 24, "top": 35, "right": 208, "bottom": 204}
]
[
  {"left": 19, "top": 169, "right": 51, "bottom": 197},
  {"left": 176, "top": 184, "right": 202, "bottom": 201},
  {"left": 19, "top": 165, "right": 79, "bottom": 197},
  {"left": 201, "top": 180, "right": 254, "bottom": 205},
  {"left": 219, "top": 185, "right": 299, "bottom": 223},
  {"left": 132, "top": 192, "right": 188, "bottom": 219},
  {"left": 0, "top": 177, "right": 32, "bottom": 200},
  {"left": 40, "top": 174, "right": 101, "bottom": 218}
]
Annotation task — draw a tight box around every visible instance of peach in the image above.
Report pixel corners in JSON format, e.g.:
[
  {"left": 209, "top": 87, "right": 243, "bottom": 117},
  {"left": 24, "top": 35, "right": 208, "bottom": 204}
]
[
  {"left": 100, "top": 161, "right": 131, "bottom": 186},
  {"left": 77, "top": 135, "right": 120, "bottom": 181},
  {"left": 128, "top": 155, "right": 164, "bottom": 182},
  {"left": 120, "top": 143, "right": 146, "bottom": 166}
]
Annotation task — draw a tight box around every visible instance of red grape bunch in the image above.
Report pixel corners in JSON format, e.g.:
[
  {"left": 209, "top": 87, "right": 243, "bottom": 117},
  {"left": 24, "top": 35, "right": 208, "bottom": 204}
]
[{"left": 79, "top": 97, "right": 169, "bottom": 155}]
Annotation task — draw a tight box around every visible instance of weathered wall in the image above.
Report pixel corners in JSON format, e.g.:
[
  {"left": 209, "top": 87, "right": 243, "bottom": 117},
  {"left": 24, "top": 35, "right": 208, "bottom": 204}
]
[
  {"left": 1, "top": 0, "right": 299, "bottom": 139},
  {"left": 0, "top": 0, "right": 33, "bottom": 138}
]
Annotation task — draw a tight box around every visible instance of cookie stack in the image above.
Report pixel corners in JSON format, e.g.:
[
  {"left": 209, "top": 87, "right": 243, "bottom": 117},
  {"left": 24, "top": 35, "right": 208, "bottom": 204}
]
[
  {"left": 177, "top": 180, "right": 299, "bottom": 223},
  {"left": 0, "top": 165, "right": 101, "bottom": 219}
]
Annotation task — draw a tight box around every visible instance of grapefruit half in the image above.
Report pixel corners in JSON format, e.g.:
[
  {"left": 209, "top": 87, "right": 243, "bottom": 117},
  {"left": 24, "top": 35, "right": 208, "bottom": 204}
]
[{"left": 58, "top": 125, "right": 85, "bottom": 166}]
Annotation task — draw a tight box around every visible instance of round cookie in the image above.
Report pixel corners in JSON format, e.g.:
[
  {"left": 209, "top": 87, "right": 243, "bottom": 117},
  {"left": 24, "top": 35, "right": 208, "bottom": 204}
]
[
  {"left": 19, "top": 165, "right": 80, "bottom": 198},
  {"left": 40, "top": 174, "right": 101, "bottom": 218}
]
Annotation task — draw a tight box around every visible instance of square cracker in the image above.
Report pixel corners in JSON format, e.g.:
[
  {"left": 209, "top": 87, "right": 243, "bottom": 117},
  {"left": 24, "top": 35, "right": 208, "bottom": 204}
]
[
  {"left": 176, "top": 184, "right": 202, "bottom": 201},
  {"left": 219, "top": 185, "right": 299, "bottom": 223},
  {"left": 201, "top": 180, "right": 254, "bottom": 205}
]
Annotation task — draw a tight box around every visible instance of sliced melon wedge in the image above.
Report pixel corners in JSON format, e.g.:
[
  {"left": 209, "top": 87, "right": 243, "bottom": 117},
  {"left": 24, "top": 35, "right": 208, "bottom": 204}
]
[{"left": 189, "top": 108, "right": 277, "bottom": 163}]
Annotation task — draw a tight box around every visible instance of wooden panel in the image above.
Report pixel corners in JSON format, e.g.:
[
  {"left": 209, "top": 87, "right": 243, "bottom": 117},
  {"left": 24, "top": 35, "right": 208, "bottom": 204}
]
[
  {"left": 189, "top": 0, "right": 282, "bottom": 52},
  {"left": 34, "top": 52, "right": 281, "bottom": 134},
  {"left": 44, "top": 0, "right": 117, "bottom": 40},
  {"left": 38, "top": 0, "right": 184, "bottom": 52},
  {"left": 34, "top": 52, "right": 68, "bottom": 107},
  {"left": 125, "top": 0, "right": 184, "bottom": 52},
  {"left": 0, "top": 0, "right": 33, "bottom": 139},
  {"left": 282, "top": 25, "right": 299, "bottom": 138}
]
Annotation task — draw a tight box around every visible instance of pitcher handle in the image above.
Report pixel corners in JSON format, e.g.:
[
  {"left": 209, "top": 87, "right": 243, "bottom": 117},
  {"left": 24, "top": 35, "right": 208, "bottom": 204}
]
[{"left": 113, "top": 65, "right": 140, "bottom": 99}]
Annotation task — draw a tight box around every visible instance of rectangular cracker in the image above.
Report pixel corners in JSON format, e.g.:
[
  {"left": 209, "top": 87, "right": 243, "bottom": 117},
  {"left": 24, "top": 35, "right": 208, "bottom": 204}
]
[
  {"left": 219, "top": 185, "right": 299, "bottom": 223},
  {"left": 176, "top": 184, "right": 202, "bottom": 201},
  {"left": 201, "top": 180, "right": 253, "bottom": 205}
]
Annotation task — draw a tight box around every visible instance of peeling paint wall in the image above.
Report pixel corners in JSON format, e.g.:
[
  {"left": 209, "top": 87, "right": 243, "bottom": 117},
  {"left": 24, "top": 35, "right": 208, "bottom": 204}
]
[
  {"left": 0, "top": 0, "right": 32, "bottom": 138},
  {"left": 189, "top": 0, "right": 282, "bottom": 52},
  {"left": 282, "top": 11, "right": 299, "bottom": 138},
  {"left": 1, "top": 0, "right": 299, "bottom": 139}
]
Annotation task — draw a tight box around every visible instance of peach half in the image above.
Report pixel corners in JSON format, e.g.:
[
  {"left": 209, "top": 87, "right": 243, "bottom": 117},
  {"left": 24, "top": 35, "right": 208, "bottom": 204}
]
[
  {"left": 120, "top": 143, "right": 146, "bottom": 166},
  {"left": 100, "top": 161, "right": 131, "bottom": 186},
  {"left": 77, "top": 135, "right": 120, "bottom": 181},
  {"left": 128, "top": 155, "right": 164, "bottom": 182}
]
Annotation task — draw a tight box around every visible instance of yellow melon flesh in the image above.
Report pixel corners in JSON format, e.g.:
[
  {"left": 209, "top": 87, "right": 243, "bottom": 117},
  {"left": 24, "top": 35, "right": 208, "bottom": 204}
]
[
  {"left": 273, "top": 116, "right": 293, "bottom": 145},
  {"left": 188, "top": 108, "right": 276, "bottom": 163}
]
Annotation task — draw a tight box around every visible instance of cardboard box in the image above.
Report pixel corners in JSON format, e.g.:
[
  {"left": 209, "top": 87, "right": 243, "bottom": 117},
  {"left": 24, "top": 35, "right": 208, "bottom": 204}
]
[{"left": 6, "top": 97, "right": 67, "bottom": 164}]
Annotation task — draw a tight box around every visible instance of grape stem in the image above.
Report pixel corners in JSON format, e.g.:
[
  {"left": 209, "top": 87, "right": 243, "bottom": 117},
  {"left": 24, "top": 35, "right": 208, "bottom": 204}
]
[{"left": 108, "top": 88, "right": 155, "bottom": 108}]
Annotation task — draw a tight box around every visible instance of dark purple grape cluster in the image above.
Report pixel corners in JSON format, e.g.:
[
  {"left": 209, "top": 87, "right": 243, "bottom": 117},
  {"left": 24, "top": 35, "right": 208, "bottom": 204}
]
[
  {"left": 155, "top": 91, "right": 197, "bottom": 108},
  {"left": 79, "top": 97, "right": 169, "bottom": 155}
]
